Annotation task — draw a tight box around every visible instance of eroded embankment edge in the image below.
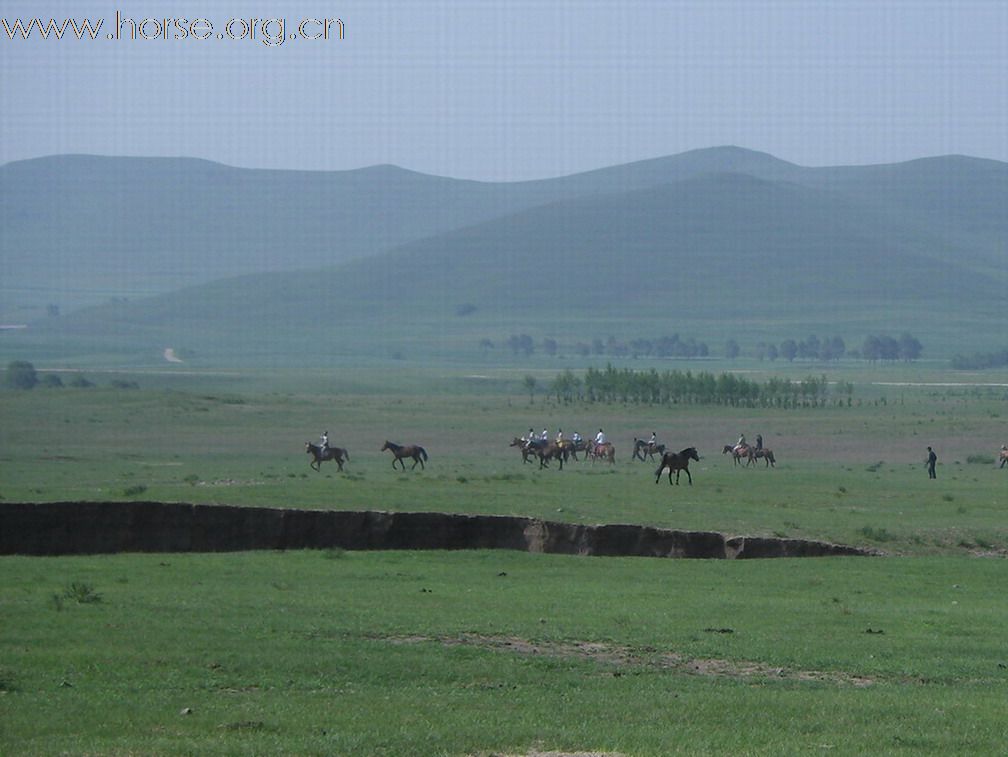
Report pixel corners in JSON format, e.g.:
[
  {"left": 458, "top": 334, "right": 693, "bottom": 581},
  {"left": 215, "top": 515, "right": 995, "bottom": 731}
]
[{"left": 0, "top": 501, "right": 878, "bottom": 558}]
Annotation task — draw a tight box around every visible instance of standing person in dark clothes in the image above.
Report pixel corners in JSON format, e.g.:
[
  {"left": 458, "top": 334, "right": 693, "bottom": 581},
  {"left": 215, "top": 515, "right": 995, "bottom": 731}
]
[{"left": 926, "top": 446, "right": 937, "bottom": 479}]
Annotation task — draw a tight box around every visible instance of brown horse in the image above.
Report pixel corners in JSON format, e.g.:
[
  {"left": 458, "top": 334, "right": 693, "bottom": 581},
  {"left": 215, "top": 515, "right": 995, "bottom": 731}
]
[
  {"left": 752, "top": 448, "right": 777, "bottom": 467},
  {"left": 1000, "top": 447, "right": 1008, "bottom": 469},
  {"left": 534, "top": 441, "right": 568, "bottom": 470},
  {"left": 587, "top": 442, "right": 616, "bottom": 464},
  {"left": 632, "top": 438, "right": 666, "bottom": 462},
  {"left": 305, "top": 442, "right": 349, "bottom": 472},
  {"left": 562, "top": 439, "right": 590, "bottom": 461},
  {"left": 722, "top": 444, "right": 755, "bottom": 466},
  {"left": 510, "top": 437, "right": 537, "bottom": 464},
  {"left": 656, "top": 447, "right": 700, "bottom": 485},
  {"left": 381, "top": 440, "right": 428, "bottom": 470}
]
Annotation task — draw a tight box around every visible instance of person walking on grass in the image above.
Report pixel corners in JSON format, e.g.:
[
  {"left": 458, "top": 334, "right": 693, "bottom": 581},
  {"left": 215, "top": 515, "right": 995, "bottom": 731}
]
[{"left": 926, "top": 446, "right": 937, "bottom": 479}]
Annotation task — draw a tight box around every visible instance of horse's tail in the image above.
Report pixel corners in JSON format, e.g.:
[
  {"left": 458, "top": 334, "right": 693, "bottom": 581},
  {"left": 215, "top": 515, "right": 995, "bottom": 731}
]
[
  {"left": 344, "top": 449, "right": 350, "bottom": 461},
  {"left": 419, "top": 447, "right": 428, "bottom": 461}
]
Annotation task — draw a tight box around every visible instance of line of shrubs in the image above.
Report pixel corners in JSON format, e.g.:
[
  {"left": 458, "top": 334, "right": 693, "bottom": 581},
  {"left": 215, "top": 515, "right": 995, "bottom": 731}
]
[{"left": 2, "top": 361, "right": 136, "bottom": 390}]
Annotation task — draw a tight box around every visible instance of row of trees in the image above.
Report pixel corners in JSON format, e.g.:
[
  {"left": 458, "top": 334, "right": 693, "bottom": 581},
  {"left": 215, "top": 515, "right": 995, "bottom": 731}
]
[
  {"left": 487, "top": 332, "right": 923, "bottom": 363},
  {"left": 860, "top": 333, "right": 923, "bottom": 362},
  {"left": 744, "top": 335, "right": 848, "bottom": 362},
  {"left": 746, "top": 333, "right": 922, "bottom": 362},
  {"left": 542, "top": 365, "right": 850, "bottom": 407},
  {"left": 486, "top": 334, "right": 712, "bottom": 358},
  {"left": 950, "top": 348, "right": 1008, "bottom": 370}
]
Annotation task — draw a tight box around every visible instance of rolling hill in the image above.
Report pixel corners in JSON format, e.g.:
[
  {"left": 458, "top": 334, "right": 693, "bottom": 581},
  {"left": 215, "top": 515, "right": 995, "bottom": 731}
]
[
  {"left": 0, "top": 146, "right": 803, "bottom": 321},
  {"left": 20, "top": 158, "right": 1006, "bottom": 364},
  {"left": 3, "top": 147, "right": 1006, "bottom": 363}
]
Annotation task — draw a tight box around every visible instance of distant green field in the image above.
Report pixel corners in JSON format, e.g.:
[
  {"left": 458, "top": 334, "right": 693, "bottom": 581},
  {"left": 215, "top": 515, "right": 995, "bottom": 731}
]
[
  {"left": 2, "top": 361, "right": 1006, "bottom": 754},
  {"left": 2, "top": 363, "right": 1005, "bottom": 555}
]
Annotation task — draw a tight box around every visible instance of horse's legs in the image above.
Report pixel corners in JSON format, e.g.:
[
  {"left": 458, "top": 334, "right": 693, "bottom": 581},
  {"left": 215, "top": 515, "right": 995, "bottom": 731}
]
[{"left": 684, "top": 468, "right": 693, "bottom": 485}]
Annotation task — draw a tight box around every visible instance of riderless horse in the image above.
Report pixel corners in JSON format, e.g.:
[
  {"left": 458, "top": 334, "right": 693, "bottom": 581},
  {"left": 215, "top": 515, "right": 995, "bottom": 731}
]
[
  {"left": 381, "top": 441, "right": 429, "bottom": 470},
  {"left": 656, "top": 447, "right": 700, "bottom": 485}
]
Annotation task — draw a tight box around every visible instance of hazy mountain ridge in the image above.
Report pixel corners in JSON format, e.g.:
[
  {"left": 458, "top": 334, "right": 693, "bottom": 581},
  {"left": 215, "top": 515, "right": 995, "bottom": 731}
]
[{"left": 4, "top": 147, "right": 1006, "bottom": 360}]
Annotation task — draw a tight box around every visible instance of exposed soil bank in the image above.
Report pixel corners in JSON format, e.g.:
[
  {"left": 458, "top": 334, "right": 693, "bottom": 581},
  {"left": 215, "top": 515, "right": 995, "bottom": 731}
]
[{"left": 0, "top": 501, "right": 876, "bottom": 558}]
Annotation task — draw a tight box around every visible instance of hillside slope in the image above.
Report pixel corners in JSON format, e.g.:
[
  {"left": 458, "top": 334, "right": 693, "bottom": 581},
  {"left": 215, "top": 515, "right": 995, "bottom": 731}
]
[
  {"left": 0, "top": 147, "right": 801, "bottom": 320},
  {"left": 34, "top": 171, "right": 1004, "bottom": 360}
]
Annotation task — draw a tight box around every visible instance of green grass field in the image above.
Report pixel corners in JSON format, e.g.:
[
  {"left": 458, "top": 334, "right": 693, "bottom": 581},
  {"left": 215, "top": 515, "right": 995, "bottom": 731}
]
[
  {"left": 1, "top": 360, "right": 1007, "bottom": 754},
  {"left": 3, "top": 551, "right": 1007, "bottom": 755}
]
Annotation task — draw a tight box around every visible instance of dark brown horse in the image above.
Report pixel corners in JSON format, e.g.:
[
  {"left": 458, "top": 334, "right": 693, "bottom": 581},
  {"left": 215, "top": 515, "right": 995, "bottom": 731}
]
[
  {"left": 534, "top": 441, "right": 568, "bottom": 470},
  {"left": 722, "top": 444, "right": 755, "bottom": 466},
  {"left": 305, "top": 442, "right": 349, "bottom": 472},
  {"left": 656, "top": 447, "right": 700, "bottom": 485},
  {"left": 381, "top": 440, "right": 428, "bottom": 470},
  {"left": 752, "top": 448, "right": 777, "bottom": 467},
  {"left": 632, "top": 438, "right": 666, "bottom": 462}
]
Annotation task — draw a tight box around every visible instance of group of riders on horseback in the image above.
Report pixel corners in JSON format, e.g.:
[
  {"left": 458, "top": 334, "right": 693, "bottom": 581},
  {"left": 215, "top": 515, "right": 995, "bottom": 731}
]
[
  {"left": 723, "top": 433, "right": 776, "bottom": 467},
  {"left": 512, "top": 427, "right": 615, "bottom": 469}
]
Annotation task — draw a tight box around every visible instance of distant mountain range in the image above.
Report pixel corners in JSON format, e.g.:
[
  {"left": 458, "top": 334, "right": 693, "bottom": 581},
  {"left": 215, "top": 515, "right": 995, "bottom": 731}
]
[{"left": 2, "top": 147, "right": 1005, "bottom": 361}]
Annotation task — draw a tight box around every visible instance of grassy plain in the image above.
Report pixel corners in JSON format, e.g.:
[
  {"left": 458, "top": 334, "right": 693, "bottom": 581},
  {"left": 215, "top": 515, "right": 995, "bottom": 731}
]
[
  {"left": 1, "top": 359, "right": 1006, "bottom": 754},
  {"left": 2, "top": 551, "right": 1007, "bottom": 755},
  {"left": 1, "top": 361, "right": 1005, "bottom": 553}
]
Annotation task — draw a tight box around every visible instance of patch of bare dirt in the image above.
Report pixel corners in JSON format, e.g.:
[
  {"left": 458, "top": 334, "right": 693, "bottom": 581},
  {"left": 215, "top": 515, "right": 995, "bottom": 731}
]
[{"left": 386, "top": 633, "right": 876, "bottom": 687}]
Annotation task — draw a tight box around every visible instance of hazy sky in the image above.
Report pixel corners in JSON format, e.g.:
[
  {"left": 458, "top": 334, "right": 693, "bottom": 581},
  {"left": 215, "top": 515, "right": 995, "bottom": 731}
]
[{"left": 2, "top": 0, "right": 1006, "bottom": 180}]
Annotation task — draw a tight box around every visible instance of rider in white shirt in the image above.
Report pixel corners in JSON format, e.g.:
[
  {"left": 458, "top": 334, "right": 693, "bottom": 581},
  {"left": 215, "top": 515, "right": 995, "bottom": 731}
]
[{"left": 594, "top": 429, "right": 607, "bottom": 455}]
